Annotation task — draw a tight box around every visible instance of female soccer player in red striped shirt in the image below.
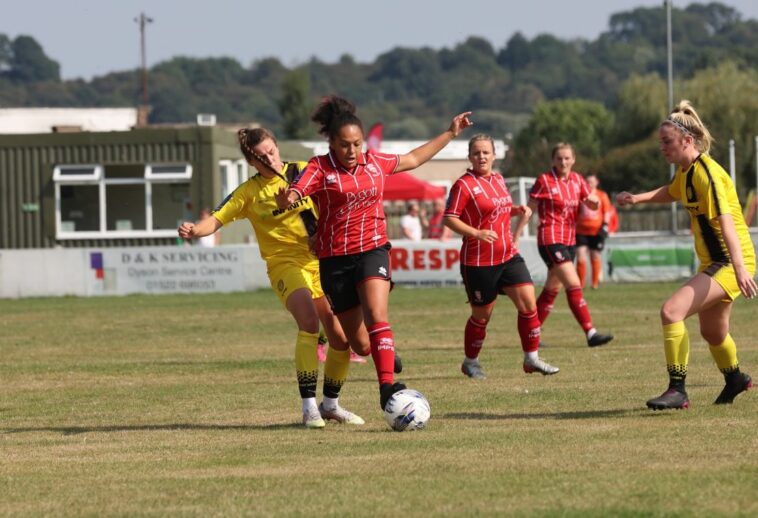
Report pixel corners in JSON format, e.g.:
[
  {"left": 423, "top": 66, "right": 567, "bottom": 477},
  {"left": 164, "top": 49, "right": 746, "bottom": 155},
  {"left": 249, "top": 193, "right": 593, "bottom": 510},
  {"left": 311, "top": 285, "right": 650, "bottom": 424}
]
[
  {"left": 514, "top": 143, "right": 614, "bottom": 347},
  {"left": 277, "top": 95, "right": 473, "bottom": 411},
  {"left": 444, "top": 134, "right": 559, "bottom": 379}
]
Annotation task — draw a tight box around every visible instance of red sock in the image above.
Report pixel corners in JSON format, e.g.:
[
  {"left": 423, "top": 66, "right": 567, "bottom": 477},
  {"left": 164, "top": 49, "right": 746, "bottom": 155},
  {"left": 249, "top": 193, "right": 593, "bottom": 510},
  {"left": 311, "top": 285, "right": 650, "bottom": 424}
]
[
  {"left": 576, "top": 259, "right": 587, "bottom": 288},
  {"left": 537, "top": 288, "right": 559, "bottom": 324},
  {"left": 566, "top": 286, "right": 593, "bottom": 332},
  {"left": 517, "top": 311, "right": 540, "bottom": 353},
  {"left": 368, "top": 322, "right": 395, "bottom": 385},
  {"left": 464, "top": 317, "right": 487, "bottom": 359},
  {"left": 591, "top": 257, "right": 602, "bottom": 288}
]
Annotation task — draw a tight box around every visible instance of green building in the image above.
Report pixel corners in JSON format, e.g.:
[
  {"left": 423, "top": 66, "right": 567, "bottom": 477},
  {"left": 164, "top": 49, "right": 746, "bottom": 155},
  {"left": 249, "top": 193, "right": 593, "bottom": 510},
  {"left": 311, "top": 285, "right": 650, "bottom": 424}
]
[{"left": 0, "top": 127, "right": 310, "bottom": 249}]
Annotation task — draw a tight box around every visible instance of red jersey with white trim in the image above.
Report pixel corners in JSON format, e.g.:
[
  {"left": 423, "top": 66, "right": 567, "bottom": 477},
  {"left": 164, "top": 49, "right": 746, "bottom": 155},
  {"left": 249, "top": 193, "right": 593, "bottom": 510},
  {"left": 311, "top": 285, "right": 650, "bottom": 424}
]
[
  {"left": 290, "top": 150, "right": 399, "bottom": 258},
  {"left": 529, "top": 170, "right": 590, "bottom": 246},
  {"left": 445, "top": 170, "right": 517, "bottom": 266}
]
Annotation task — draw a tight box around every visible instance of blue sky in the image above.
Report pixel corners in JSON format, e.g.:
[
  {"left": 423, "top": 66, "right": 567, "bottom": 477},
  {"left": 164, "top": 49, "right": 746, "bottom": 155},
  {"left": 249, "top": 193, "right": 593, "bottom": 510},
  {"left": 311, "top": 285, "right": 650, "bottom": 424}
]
[{"left": 3, "top": 0, "right": 757, "bottom": 80}]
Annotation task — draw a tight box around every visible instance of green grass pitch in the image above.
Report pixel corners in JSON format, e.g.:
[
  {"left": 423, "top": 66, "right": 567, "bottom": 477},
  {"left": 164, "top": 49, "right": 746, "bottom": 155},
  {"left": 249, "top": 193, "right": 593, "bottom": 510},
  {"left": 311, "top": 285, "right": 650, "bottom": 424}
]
[{"left": 2, "top": 283, "right": 757, "bottom": 516}]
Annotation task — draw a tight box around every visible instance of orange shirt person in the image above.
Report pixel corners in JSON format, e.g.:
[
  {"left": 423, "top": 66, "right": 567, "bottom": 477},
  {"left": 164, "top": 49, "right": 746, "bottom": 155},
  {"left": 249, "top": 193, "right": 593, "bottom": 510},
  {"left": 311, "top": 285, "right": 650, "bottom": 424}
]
[{"left": 575, "top": 173, "right": 613, "bottom": 289}]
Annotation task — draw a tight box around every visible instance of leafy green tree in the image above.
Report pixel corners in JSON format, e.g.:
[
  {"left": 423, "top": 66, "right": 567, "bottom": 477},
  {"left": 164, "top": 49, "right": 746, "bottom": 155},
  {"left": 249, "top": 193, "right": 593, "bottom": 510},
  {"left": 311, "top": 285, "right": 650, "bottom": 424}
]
[
  {"left": 681, "top": 61, "right": 758, "bottom": 194},
  {"left": 612, "top": 73, "right": 667, "bottom": 145},
  {"left": 8, "top": 35, "right": 59, "bottom": 82},
  {"left": 278, "top": 69, "right": 311, "bottom": 139},
  {"left": 512, "top": 99, "right": 614, "bottom": 176}
]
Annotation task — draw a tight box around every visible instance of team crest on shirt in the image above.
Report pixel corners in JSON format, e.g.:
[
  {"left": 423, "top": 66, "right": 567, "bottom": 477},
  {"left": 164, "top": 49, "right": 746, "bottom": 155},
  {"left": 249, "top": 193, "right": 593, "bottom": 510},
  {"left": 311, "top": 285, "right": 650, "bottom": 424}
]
[
  {"left": 472, "top": 186, "right": 483, "bottom": 195},
  {"left": 326, "top": 173, "right": 337, "bottom": 184},
  {"left": 551, "top": 187, "right": 559, "bottom": 194},
  {"left": 378, "top": 266, "right": 387, "bottom": 276},
  {"left": 366, "top": 164, "right": 381, "bottom": 176}
]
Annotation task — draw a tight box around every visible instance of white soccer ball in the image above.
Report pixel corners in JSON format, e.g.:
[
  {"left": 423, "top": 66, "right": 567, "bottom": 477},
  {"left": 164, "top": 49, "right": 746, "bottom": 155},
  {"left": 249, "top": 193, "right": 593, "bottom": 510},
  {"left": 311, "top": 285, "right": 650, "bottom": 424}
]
[{"left": 383, "top": 389, "right": 431, "bottom": 431}]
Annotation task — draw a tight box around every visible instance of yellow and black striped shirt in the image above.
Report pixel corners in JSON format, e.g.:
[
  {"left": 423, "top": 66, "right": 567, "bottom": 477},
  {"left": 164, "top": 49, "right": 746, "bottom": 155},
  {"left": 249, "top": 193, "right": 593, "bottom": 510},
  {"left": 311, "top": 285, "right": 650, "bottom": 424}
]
[{"left": 667, "top": 154, "right": 755, "bottom": 268}]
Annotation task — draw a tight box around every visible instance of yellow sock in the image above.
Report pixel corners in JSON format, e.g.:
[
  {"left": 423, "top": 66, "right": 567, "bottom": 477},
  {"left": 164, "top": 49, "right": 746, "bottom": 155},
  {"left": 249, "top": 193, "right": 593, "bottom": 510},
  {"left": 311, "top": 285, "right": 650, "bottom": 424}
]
[
  {"left": 323, "top": 346, "right": 350, "bottom": 399},
  {"left": 663, "top": 321, "right": 689, "bottom": 382},
  {"left": 295, "top": 330, "right": 319, "bottom": 399},
  {"left": 709, "top": 334, "right": 739, "bottom": 374}
]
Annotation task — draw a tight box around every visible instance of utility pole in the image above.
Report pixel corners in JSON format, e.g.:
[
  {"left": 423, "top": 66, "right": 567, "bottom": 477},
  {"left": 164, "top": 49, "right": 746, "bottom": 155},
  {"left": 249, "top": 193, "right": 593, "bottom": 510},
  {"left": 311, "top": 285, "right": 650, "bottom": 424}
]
[
  {"left": 134, "top": 12, "right": 153, "bottom": 124},
  {"left": 665, "top": 0, "right": 678, "bottom": 233}
]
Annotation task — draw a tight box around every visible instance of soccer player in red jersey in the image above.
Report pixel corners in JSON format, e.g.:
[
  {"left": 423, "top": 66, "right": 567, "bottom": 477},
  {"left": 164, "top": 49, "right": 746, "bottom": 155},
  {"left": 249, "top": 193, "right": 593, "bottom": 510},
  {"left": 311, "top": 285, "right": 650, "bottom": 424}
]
[
  {"left": 513, "top": 143, "right": 614, "bottom": 348},
  {"left": 277, "top": 95, "right": 473, "bottom": 411},
  {"left": 444, "top": 134, "right": 559, "bottom": 379}
]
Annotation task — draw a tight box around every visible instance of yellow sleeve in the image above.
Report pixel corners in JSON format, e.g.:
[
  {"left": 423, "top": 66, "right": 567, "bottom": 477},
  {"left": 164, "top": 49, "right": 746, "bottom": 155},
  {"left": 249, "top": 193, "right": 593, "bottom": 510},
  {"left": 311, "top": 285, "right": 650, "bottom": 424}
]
[
  {"left": 667, "top": 170, "right": 682, "bottom": 201},
  {"left": 213, "top": 182, "right": 251, "bottom": 226}
]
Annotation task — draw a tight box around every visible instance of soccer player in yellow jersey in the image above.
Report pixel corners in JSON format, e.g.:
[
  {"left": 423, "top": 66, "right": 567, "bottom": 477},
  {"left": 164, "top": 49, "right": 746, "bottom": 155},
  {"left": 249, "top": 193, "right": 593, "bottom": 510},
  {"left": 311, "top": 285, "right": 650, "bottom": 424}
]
[
  {"left": 618, "top": 100, "right": 756, "bottom": 409},
  {"left": 178, "top": 128, "right": 367, "bottom": 428}
]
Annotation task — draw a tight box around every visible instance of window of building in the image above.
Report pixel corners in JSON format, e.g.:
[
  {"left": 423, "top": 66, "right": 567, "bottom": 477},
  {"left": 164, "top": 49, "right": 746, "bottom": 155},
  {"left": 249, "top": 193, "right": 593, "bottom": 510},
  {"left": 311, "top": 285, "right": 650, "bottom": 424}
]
[
  {"left": 54, "top": 163, "right": 192, "bottom": 239},
  {"left": 219, "top": 159, "right": 249, "bottom": 199}
]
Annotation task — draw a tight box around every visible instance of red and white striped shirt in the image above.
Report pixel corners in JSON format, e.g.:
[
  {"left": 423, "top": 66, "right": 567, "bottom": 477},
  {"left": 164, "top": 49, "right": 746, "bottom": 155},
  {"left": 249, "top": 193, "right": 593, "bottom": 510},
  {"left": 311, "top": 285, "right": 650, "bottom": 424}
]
[
  {"left": 445, "top": 170, "right": 516, "bottom": 267},
  {"left": 290, "top": 150, "right": 399, "bottom": 258},
  {"left": 529, "top": 170, "right": 590, "bottom": 246}
]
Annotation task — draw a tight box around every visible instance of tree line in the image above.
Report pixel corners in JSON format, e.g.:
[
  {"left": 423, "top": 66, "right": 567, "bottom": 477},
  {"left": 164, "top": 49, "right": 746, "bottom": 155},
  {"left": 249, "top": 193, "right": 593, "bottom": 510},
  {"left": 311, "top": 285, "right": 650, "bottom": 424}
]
[{"left": 1, "top": 2, "right": 757, "bottom": 193}]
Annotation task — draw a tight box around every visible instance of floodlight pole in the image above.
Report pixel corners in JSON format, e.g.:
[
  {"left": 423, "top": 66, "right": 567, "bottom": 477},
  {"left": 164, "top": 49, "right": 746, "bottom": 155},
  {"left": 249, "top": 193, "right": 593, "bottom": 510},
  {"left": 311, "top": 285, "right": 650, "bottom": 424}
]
[
  {"left": 135, "top": 12, "right": 153, "bottom": 106},
  {"left": 665, "top": 0, "right": 678, "bottom": 233}
]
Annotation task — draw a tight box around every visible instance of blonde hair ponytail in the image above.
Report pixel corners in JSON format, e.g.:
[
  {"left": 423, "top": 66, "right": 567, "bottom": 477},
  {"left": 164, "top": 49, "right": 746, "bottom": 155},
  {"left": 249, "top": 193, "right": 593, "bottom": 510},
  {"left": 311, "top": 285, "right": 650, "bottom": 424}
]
[{"left": 662, "top": 100, "right": 713, "bottom": 154}]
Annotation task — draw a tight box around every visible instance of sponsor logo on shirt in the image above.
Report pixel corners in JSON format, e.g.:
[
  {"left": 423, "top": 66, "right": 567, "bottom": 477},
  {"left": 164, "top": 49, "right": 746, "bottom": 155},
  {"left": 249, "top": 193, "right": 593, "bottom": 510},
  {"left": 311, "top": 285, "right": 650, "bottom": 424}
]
[
  {"left": 366, "top": 164, "right": 381, "bottom": 176},
  {"left": 472, "top": 186, "right": 482, "bottom": 195},
  {"left": 551, "top": 187, "right": 559, "bottom": 194},
  {"left": 339, "top": 187, "right": 378, "bottom": 215},
  {"left": 326, "top": 174, "right": 337, "bottom": 184},
  {"left": 488, "top": 196, "right": 513, "bottom": 223}
]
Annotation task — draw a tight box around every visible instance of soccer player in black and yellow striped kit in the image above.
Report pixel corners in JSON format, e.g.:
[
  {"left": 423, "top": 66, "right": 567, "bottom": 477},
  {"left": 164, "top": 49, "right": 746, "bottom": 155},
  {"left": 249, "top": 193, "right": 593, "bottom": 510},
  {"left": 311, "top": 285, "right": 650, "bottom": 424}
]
[
  {"left": 618, "top": 100, "right": 755, "bottom": 409},
  {"left": 179, "top": 128, "right": 367, "bottom": 428}
]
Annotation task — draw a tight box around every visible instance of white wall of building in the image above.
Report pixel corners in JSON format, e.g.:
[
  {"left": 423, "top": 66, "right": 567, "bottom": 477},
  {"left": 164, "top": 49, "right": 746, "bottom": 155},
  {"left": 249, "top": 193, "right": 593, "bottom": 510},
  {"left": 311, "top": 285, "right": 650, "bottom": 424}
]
[{"left": 0, "top": 108, "right": 138, "bottom": 134}]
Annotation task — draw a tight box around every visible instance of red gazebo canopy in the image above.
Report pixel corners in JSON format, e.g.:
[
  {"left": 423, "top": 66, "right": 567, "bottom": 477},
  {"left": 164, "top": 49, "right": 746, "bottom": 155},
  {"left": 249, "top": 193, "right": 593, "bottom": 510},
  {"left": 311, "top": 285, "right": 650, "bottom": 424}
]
[{"left": 384, "top": 172, "right": 446, "bottom": 201}]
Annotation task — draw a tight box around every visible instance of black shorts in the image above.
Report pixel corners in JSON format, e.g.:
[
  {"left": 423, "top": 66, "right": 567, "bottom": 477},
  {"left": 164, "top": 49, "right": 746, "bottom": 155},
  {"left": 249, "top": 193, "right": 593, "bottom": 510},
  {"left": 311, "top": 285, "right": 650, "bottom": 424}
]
[
  {"left": 319, "top": 243, "right": 391, "bottom": 314},
  {"left": 576, "top": 233, "right": 606, "bottom": 251},
  {"left": 460, "top": 254, "right": 533, "bottom": 306},
  {"left": 538, "top": 244, "right": 576, "bottom": 269}
]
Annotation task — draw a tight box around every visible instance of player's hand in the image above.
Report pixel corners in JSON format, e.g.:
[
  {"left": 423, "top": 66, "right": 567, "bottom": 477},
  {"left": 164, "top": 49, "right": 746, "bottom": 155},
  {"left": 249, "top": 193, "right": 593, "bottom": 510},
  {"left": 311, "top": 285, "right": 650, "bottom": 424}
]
[
  {"left": 475, "top": 229, "right": 497, "bottom": 243},
  {"left": 275, "top": 187, "right": 291, "bottom": 210},
  {"left": 616, "top": 192, "right": 635, "bottom": 206},
  {"left": 177, "top": 222, "right": 195, "bottom": 239},
  {"left": 735, "top": 266, "right": 757, "bottom": 300},
  {"left": 448, "top": 112, "right": 473, "bottom": 137},
  {"left": 598, "top": 223, "right": 609, "bottom": 240},
  {"left": 512, "top": 205, "right": 531, "bottom": 218}
]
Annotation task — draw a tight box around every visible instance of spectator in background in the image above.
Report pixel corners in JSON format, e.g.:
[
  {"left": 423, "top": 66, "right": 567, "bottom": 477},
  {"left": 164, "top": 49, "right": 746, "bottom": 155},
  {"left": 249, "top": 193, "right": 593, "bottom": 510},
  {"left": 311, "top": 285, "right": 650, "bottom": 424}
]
[
  {"left": 195, "top": 208, "right": 220, "bottom": 247},
  {"left": 575, "top": 173, "right": 613, "bottom": 289},
  {"left": 400, "top": 201, "right": 427, "bottom": 241},
  {"left": 427, "top": 197, "right": 453, "bottom": 240}
]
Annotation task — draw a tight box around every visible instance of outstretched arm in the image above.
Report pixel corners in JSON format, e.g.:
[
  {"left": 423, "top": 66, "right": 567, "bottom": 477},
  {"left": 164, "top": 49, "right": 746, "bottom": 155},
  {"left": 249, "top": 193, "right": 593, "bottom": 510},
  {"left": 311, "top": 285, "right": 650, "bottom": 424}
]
[
  {"left": 178, "top": 214, "right": 222, "bottom": 239},
  {"left": 397, "top": 112, "right": 473, "bottom": 172},
  {"left": 616, "top": 185, "right": 673, "bottom": 206}
]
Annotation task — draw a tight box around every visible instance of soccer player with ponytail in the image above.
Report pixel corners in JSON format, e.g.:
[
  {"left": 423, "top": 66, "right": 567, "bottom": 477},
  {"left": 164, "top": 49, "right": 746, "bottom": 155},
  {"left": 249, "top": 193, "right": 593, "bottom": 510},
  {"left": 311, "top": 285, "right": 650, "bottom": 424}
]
[
  {"left": 179, "top": 127, "right": 365, "bottom": 428},
  {"left": 277, "top": 95, "right": 473, "bottom": 411},
  {"left": 617, "top": 100, "right": 755, "bottom": 409},
  {"left": 445, "top": 134, "right": 559, "bottom": 379}
]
